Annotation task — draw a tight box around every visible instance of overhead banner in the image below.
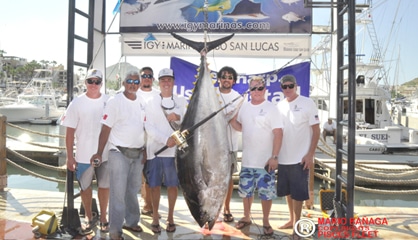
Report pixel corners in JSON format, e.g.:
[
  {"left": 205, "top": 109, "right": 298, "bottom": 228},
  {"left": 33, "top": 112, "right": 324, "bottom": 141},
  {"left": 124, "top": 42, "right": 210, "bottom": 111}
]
[
  {"left": 170, "top": 57, "right": 310, "bottom": 104},
  {"left": 121, "top": 33, "right": 311, "bottom": 58},
  {"left": 119, "top": 0, "right": 312, "bottom": 34}
]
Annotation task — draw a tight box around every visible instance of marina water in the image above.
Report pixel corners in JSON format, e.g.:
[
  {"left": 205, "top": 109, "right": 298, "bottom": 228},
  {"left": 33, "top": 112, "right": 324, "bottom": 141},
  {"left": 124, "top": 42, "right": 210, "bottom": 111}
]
[{"left": 5, "top": 123, "right": 417, "bottom": 208}]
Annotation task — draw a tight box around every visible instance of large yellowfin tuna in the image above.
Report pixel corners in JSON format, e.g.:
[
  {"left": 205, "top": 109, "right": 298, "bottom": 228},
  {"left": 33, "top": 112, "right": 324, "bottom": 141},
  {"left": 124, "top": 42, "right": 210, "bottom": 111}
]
[{"left": 171, "top": 32, "right": 234, "bottom": 230}]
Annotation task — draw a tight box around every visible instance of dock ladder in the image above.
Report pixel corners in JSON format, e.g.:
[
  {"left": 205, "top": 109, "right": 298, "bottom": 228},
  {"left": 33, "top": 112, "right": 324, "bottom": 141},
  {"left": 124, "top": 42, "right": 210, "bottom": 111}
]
[
  {"left": 63, "top": 0, "right": 105, "bottom": 235},
  {"left": 305, "top": 0, "right": 359, "bottom": 231}
]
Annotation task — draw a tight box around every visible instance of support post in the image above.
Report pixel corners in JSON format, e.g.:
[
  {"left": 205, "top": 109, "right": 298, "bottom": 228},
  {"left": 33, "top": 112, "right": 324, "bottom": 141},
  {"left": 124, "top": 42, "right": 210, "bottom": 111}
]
[{"left": 0, "top": 116, "right": 7, "bottom": 191}]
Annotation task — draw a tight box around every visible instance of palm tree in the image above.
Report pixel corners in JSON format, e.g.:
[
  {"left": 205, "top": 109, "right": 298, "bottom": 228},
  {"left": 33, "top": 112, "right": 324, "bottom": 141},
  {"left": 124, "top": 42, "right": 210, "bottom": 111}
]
[{"left": 39, "top": 60, "right": 50, "bottom": 69}]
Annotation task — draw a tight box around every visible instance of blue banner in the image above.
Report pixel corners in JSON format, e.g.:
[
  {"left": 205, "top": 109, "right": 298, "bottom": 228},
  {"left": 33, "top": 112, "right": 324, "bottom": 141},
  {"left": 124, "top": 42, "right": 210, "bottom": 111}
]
[{"left": 170, "top": 57, "right": 310, "bottom": 104}]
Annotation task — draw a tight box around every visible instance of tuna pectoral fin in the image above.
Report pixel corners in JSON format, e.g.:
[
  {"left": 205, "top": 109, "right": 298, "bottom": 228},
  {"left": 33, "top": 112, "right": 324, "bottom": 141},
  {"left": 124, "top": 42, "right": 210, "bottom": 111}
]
[{"left": 171, "top": 32, "right": 234, "bottom": 53}]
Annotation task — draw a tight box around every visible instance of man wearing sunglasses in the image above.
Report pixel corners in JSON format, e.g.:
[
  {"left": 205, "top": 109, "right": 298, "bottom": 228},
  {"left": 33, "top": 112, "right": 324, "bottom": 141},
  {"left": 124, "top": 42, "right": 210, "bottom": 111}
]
[
  {"left": 230, "top": 76, "right": 283, "bottom": 236},
  {"left": 136, "top": 66, "right": 160, "bottom": 219},
  {"left": 215, "top": 66, "right": 243, "bottom": 223},
  {"left": 61, "top": 69, "right": 110, "bottom": 233},
  {"left": 276, "top": 75, "right": 320, "bottom": 237},
  {"left": 91, "top": 70, "right": 146, "bottom": 240},
  {"left": 143, "top": 68, "right": 187, "bottom": 233}
]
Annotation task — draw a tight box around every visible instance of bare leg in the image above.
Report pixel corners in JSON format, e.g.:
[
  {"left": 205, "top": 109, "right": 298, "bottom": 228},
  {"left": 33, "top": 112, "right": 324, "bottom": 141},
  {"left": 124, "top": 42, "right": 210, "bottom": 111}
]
[
  {"left": 150, "top": 186, "right": 161, "bottom": 225},
  {"left": 81, "top": 187, "right": 93, "bottom": 222},
  {"left": 278, "top": 195, "right": 294, "bottom": 229},
  {"left": 293, "top": 199, "right": 304, "bottom": 226},
  {"left": 243, "top": 196, "right": 253, "bottom": 221},
  {"left": 98, "top": 187, "right": 109, "bottom": 223},
  {"left": 261, "top": 199, "right": 272, "bottom": 227},
  {"left": 223, "top": 177, "right": 234, "bottom": 215},
  {"left": 141, "top": 173, "right": 152, "bottom": 213},
  {"left": 167, "top": 186, "right": 178, "bottom": 224}
]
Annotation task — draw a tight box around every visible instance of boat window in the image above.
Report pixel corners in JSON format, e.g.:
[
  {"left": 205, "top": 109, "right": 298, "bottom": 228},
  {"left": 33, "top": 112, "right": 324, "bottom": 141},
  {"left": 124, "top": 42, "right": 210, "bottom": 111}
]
[
  {"left": 318, "top": 99, "right": 328, "bottom": 111},
  {"left": 356, "top": 100, "right": 363, "bottom": 113},
  {"left": 364, "top": 99, "right": 375, "bottom": 124},
  {"left": 376, "top": 100, "right": 382, "bottom": 114}
]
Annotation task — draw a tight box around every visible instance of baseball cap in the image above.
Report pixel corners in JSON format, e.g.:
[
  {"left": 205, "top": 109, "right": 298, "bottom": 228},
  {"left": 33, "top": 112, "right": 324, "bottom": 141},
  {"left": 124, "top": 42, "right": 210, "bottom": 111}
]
[
  {"left": 280, "top": 74, "right": 297, "bottom": 84},
  {"left": 158, "top": 68, "right": 174, "bottom": 79},
  {"left": 86, "top": 69, "right": 103, "bottom": 79}
]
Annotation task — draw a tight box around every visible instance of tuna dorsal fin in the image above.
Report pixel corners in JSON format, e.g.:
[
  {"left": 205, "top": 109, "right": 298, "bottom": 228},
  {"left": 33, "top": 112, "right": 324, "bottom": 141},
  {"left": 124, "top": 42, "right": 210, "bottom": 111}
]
[{"left": 171, "top": 32, "right": 235, "bottom": 53}]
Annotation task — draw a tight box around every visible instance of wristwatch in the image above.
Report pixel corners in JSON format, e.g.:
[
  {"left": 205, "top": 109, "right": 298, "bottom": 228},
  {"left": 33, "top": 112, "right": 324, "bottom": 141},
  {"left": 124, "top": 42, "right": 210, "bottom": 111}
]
[{"left": 272, "top": 155, "right": 278, "bottom": 160}]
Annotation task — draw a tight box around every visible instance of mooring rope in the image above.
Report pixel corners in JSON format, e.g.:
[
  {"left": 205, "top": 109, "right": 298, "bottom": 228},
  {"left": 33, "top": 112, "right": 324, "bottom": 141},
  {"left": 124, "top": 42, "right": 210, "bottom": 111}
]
[
  {"left": 315, "top": 159, "right": 418, "bottom": 186},
  {"left": 314, "top": 172, "right": 418, "bottom": 195},
  {"left": 6, "top": 148, "right": 66, "bottom": 172},
  {"left": 7, "top": 135, "right": 66, "bottom": 150},
  {"left": 7, "top": 122, "right": 65, "bottom": 138}
]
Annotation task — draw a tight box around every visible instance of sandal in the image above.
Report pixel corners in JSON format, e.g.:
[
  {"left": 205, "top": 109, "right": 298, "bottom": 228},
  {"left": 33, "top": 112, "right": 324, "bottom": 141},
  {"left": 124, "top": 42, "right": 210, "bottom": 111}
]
[
  {"left": 81, "top": 220, "right": 95, "bottom": 232},
  {"left": 122, "top": 225, "right": 143, "bottom": 233},
  {"left": 166, "top": 222, "right": 176, "bottom": 233},
  {"left": 263, "top": 225, "right": 274, "bottom": 236},
  {"left": 151, "top": 224, "right": 161, "bottom": 233},
  {"left": 141, "top": 209, "right": 153, "bottom": 216},
  {"left": 223, "top": 213, "right": 234, "bottom": 222},
  {"left": 235, "top": 220, "right": 252, "bottom": 229},
  {"left": 99, "top": 222, "right": 109, "bottom": 233},
  {"left": 141, "top": 209, "right": 161, "bottom": 218}
]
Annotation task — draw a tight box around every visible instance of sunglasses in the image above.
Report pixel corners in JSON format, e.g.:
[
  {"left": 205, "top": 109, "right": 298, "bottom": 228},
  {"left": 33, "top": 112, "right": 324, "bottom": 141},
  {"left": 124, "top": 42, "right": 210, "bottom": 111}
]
[
  {"left": 250, "top": 86, "right": 265, "bottom": 92},
  {"left": 281, "top": 83, "right": 295, "bottom": 89},
  {"left": 221, "top": 75, "right": 233, "bottom": 80},
  {"left": 86, "top": 79, "right": 102, "bottom": 85},
  {"left": 141, "top": 74, "right": 153, "bottom": 79},
  {"left": 126, "top": 79, "right": 140, "bottom": 85}
]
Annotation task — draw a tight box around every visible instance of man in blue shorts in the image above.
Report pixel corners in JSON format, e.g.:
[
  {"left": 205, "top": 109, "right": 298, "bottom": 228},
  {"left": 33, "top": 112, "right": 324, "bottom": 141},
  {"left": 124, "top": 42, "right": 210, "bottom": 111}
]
[
  {"left": 143, "top": 68, "right": 187, "bottom": 233},
  {"left": 230, "top": 76, "right": 283, "bottom": 236},
  {"left": 61, "top": 69, "right": 110, "bottom": 233},
  {"left": 276, "top": 74, "right": 320, "bottom": 237}
]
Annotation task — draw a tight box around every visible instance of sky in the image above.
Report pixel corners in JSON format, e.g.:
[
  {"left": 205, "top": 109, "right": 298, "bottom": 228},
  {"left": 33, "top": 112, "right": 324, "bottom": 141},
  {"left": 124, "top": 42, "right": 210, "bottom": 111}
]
[{"left": 0, "top": 0, "right": 417, "bottom": 85}]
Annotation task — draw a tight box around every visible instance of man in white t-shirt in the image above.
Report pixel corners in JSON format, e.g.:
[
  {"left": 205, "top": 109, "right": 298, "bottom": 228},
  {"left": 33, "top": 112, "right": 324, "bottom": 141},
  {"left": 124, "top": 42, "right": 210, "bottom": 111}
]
[
  {"left": 276, "top": 74, "right": 320, "bottom": 236},
  {"left": 323, "top": 118, "right": 337, "bottom": 144},
  {"left": 215, "top": 66, "right": 243, "bottom": 223},
  {"left": 144, "top": 68, "right": 187, "bottom": 233},
  {"left": 230, "top": 76, "right": 283, "bottom": 236},
  {"left": 136, "top": 66, "right": 160, "bottom": 218},
  {"left": 91, "top": 70, "right": 146, "bottom": 240},
  {"left": 61, "top": 69, "right": 110, "bottom": 233}
]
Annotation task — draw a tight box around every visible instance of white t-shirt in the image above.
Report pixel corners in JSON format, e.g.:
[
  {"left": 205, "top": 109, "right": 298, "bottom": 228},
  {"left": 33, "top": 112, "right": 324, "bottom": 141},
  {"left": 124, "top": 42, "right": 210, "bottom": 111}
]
[
  {"left": 137, "top": 88, "right": 160, "bottom": 105},
  {"left": 323, "top": 121, "right": 336, "bottom": 132},
  {"left": 144, "top": 94, "right": 187, "bottom": 159},
  {"left": 61, "top": 93, "right": 109, "bottom": 164},
  {"left": 237, "top": 100, "right": 283, "bottom": 168},
  {"left": 277, "top": 95, "right": 320, "bottom": 165},
  {"left": 216, "top": 88, "right": 243, "bottom": 152},
  {"left": 101, "top": 92, "right": 146, "bottom": 149}
]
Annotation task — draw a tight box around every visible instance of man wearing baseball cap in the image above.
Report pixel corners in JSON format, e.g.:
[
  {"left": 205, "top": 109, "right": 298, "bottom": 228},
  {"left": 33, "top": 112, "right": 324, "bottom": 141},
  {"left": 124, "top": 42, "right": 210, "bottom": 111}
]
[
  {"left": 144, "top": 68, "right": 187, "bottom": 233},
  {"left": 61, "top": 68, "right": 110, "bottom": 233}
]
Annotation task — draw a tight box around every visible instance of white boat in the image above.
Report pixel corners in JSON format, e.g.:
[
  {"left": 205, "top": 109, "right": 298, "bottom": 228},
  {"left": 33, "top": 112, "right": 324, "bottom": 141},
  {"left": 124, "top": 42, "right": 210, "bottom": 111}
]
[
  {"left": 310, "top": 5, "right": 418, "bottom": 153},
  {"left": 0, "top": 69, "right": 65, "bottom": 123},
  {"left": 28, "top": 117, "right": 54, "bottom": 125}
]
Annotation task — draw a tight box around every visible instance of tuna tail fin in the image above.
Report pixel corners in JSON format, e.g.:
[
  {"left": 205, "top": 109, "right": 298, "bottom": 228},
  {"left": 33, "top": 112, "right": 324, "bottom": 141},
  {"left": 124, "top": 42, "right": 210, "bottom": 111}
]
[{"left": 171, "top": 32, "right": 234, "bottom": 54}]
